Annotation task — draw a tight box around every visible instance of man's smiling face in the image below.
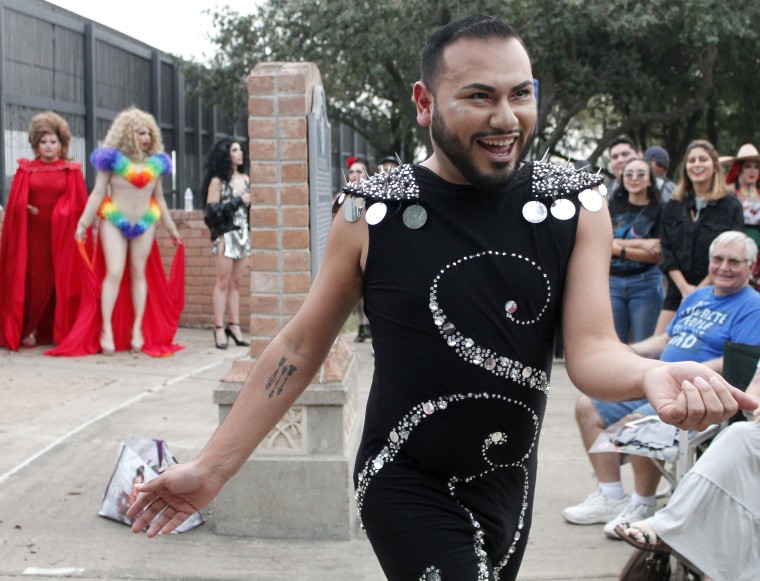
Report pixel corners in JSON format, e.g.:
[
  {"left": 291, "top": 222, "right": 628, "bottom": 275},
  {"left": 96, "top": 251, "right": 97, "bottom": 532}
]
[{"left": 424, "top": 37, "right": 536, "bottom": 188}]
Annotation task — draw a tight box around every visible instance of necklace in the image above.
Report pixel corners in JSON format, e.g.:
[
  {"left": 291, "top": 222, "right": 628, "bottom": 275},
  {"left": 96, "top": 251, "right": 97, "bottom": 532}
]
[
  {"left": 740, "top": 185, "right": 759, "bottom": 202},
  {"left": 90, "top": 147, "right": 171, "bottom": 188}
]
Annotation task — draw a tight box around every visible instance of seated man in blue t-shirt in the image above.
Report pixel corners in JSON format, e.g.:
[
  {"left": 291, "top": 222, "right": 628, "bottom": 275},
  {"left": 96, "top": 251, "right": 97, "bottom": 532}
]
[{"left": 562, "top": 230, "right": 760, "bottom": 538}]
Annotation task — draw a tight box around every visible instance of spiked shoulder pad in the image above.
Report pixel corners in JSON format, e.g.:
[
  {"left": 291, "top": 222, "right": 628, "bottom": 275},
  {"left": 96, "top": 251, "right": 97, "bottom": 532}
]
[
  {"left": 341, "top": 164, "right": 420, "bottom": 201},
  {"left": 530, "top": 161, "right": 605, "bottom": 199}
]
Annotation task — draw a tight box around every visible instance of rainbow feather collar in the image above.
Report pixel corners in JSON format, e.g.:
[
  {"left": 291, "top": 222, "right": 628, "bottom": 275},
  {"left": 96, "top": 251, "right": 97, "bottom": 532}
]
[{"left": 90, "top": 147, "right": 171, "bottom": 188}]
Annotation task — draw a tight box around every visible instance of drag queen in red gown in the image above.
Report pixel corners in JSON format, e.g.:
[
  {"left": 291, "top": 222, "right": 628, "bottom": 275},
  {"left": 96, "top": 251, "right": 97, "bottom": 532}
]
[
  {"left": 47, "top": 107, "right": 185, "bottom": 357},
  {"left": 0, "top": 111, "right": 91, "bottom": 350}
]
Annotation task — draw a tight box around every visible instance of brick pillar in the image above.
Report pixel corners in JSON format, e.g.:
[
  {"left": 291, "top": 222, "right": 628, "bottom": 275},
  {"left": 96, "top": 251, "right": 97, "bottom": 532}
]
[
  {"left": 211, "top": 63, "right": 361, "bottom": 539},
  {"left": 246, "top": 62, "right": 317, "bottom": 359}
]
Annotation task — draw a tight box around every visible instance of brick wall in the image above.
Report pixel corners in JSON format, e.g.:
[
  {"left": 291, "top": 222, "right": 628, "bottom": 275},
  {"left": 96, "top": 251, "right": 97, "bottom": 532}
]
[
  {"left": 156, "top": 210, "right": 251, "bottom": 329},
  {"left": 0, "top": 207, "right": 246, "bottom": 330}
]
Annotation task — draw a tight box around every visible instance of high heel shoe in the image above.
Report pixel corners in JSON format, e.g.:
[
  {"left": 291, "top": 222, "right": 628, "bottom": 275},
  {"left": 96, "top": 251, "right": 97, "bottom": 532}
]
[
  {"left": 225, "top": 323, "right": 250, "bottom": 347},
  {"left": 131, "top": 331, "right": 144, "bottom": 354},
  {"left": 100, "top": 332, "right": 115, "bottom": 356},
  {"left": 214, "top": 326, "right": 228, "bottom": 350}
]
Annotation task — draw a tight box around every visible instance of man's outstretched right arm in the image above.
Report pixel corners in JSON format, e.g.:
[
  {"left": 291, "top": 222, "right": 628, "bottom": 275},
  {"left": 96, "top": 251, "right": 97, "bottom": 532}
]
[{"left": 127, "top": 210, "right": 368, "bottom": 537}]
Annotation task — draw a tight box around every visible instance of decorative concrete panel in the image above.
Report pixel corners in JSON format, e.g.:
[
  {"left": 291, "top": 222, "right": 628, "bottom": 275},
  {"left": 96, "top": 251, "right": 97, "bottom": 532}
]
[{"left": 258, "top": 406, "right": 305, "bottom": 454}]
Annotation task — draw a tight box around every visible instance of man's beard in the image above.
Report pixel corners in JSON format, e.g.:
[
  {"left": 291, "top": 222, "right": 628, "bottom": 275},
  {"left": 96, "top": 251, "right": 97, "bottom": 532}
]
[{"left": 431, "top": 107, "right": 533, "bottom": 189}]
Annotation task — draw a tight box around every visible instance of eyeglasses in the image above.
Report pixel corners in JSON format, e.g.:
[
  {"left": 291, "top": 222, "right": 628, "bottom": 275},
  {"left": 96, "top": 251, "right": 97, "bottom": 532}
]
[
  {"left": 623, "top": 171, "right": 648, "bottom": 179},
  {"left": 709, "top": 255, "right": 749, "bottom": 268}
]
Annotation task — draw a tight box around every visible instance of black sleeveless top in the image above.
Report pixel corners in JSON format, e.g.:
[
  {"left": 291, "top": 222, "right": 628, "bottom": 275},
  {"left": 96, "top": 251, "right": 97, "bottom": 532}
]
[{"left": 342, "top": 162, "right": 602, "bottom": 572}]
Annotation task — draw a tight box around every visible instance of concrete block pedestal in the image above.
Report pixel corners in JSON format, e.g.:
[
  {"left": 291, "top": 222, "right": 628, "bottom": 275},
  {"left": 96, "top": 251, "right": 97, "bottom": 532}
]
[{"left": 211, "top": 338, "right": 360, "bottom": 539}]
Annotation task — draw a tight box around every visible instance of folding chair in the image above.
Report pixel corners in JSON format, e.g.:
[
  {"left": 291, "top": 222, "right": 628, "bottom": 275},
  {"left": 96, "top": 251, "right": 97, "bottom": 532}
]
[
  {"left": 722, "top": 341, "right": 760, "bottom": 422},
  {"left": 662, "top": 341, "right": 760, "bottom": 490}
]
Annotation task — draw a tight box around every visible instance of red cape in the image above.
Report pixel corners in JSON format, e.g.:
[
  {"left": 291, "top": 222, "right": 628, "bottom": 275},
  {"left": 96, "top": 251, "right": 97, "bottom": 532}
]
[
  {"left": 0, "top": 159, "right": 92, "bottom": 350},
  {"left": 46, "top": 229, "right": 185, "bottom": 358}
]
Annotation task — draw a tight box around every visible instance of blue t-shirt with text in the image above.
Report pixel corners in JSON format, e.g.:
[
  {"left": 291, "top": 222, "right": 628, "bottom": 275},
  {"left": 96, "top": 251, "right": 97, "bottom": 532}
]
[{"left": 662, "top": 286, "right": 760, "bottom": 363}]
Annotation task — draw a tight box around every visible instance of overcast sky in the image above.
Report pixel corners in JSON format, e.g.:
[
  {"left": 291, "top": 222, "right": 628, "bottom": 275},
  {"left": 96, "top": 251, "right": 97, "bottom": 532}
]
[{"left": 47, "top": 0, "right": 258, "bottom": 61}]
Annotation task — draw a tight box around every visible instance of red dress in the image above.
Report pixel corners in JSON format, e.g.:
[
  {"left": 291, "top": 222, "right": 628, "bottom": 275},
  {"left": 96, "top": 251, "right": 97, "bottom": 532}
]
[
  {"left": 45, "top": 234, "right": 185, "bottom": 358},
  {"left": 0, "top": 158, "right": 91, "bottom": 349}
]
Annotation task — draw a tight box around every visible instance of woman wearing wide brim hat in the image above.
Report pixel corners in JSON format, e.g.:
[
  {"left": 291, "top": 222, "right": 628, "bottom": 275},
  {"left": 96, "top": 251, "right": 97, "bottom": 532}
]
[
  {"left": 725, "top": 143, "right": 760, "bottom": 245},
  {"left": 719, "top": 143, "right": 760, "bottom": 167}
]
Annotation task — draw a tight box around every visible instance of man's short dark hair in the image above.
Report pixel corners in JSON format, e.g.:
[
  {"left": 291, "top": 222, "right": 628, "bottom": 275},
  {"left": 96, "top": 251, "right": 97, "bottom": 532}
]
[
  {"left": 420, "top": 15, "right": 526, "bottom": 92},
  {"left": 608, "top": 136, "right": 637, "bottom": 152}
]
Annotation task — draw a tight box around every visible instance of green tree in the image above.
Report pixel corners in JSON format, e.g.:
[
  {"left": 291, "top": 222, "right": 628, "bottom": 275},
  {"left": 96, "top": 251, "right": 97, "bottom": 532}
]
[
  {"left": 514, "top": 0, "right": 760, "bottom": 170},
  {"left": 183, "top": 0, "right": 760, "bottom": 171}
]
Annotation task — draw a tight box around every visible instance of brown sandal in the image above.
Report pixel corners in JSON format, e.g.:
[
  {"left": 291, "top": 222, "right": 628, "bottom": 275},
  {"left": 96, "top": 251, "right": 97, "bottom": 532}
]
[{"left": 615, "top": 523, "right": 671, "bottom": 554}]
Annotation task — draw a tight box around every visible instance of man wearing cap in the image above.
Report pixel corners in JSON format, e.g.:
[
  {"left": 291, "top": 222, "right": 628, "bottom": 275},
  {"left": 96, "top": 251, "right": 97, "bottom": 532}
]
[{"left": 644, "top": 145, "right": 676, "bottom": 202}]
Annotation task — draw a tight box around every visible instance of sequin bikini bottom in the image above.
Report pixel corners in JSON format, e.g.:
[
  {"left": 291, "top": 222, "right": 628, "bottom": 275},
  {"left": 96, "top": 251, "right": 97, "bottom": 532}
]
[{"left": 98, "top": 196, "right": 161, "bottom": 239}]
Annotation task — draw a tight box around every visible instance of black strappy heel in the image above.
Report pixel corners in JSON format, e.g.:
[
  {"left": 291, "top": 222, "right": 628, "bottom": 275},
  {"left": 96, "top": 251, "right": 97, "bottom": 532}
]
[
  {"left": 225, "top": 323, "right": 250, "bottom": 347},
  {"left": 214, "top": 325, "right": 228, "bottom": 350}
]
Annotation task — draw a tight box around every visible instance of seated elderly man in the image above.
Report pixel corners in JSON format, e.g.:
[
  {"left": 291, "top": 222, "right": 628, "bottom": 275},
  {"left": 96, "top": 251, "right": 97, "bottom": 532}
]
[
  {"left": 563, "top": 230, "right": 760, "bottom": 538},
  {"left": 615, "top": 361, "right": 760, "bottom": 580}
]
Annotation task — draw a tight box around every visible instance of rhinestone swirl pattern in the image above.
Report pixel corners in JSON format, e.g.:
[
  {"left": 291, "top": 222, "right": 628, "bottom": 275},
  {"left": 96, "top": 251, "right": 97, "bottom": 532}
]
[
  {"left": 494, "top": 466, "right": 531, "bottom": 579},
  {"left": 429, "top": 251, "right": 550, "bottom": 392},
  {"left": 419, "top": 566, "right": 441, "bottom": 581},
  {"left": 356, "top": 394, "right": 540, "bottom": 580}
]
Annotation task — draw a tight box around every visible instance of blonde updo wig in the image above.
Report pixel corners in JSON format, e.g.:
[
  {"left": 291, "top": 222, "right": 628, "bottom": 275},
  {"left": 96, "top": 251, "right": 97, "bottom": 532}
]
[{"left": 104, "top": 107, "right": 164, "bottom": 161}]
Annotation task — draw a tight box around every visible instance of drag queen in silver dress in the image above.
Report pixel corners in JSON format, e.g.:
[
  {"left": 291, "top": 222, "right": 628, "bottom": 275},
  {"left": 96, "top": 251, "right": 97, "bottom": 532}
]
[
  {"left": 202, "top": 138, "right": 251, "bottom": 349},
  {"left": 215, "top": 179, "right": 250, "bottom": 259}
]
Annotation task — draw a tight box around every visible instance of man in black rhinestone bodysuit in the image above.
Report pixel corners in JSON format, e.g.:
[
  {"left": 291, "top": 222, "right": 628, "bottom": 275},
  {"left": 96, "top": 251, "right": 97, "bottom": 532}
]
[{"left": 128, "top": 15, "right": 757, "bottom": 581}]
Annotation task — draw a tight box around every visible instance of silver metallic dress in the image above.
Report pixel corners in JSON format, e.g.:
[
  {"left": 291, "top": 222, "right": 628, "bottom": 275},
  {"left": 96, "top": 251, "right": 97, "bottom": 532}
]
[{"left": 213, "top": 179, "right": 250, "bottom": 259}]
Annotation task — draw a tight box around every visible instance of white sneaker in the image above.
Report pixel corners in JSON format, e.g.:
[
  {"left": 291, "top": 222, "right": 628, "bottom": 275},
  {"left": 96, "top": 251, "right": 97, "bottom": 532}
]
[
  {"left": 603, "top": 500, "right": 656, "bottom": 539},
  {"left": 562, "top": 490, "right": 630, "bottom": 525}
]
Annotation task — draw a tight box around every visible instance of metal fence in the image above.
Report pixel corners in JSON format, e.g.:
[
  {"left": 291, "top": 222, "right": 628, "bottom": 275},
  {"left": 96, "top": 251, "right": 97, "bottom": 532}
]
[
  {"left": 1, "top": 0, "right": 378, "bottom": 209},
  {"left": 0, "top": 0, "right": 246, "bottom": 209}
]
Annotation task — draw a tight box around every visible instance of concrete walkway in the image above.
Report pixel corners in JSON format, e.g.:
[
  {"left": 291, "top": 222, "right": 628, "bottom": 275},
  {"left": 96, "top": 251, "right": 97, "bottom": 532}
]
[{"left": 0, "top": 328, "right": 637, "bottom": 580}]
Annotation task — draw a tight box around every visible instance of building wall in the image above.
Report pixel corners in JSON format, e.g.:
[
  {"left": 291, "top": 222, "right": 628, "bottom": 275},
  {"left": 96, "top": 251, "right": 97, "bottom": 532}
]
[
  {"left": 0, "top": 0, "right": 372, "bottom": 210},
  {"left": 0, "top": 0, "right": 247, "bottom": 209}
]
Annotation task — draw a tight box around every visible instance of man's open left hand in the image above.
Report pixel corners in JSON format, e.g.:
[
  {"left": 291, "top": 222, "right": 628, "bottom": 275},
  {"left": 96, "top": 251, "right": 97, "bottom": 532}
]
[{"left": 644, "top": 361, "right": 758, "bottom": 431}]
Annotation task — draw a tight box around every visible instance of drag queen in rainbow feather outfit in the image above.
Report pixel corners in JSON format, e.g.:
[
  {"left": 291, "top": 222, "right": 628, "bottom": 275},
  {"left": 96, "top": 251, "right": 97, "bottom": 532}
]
[{"left": 48, "top": 108, "right": 184, "bottom": 357}]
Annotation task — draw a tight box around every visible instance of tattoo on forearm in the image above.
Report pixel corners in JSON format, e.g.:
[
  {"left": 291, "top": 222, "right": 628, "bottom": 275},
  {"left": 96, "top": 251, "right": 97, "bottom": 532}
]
[{"left": 265, "top": 356, "right": 298, "bottom": 398}]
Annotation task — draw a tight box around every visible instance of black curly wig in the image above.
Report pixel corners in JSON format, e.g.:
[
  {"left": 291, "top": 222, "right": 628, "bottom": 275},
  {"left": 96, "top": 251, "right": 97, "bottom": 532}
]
[{"left": 201, "top": 137, "right": 248, "bottom": 206}]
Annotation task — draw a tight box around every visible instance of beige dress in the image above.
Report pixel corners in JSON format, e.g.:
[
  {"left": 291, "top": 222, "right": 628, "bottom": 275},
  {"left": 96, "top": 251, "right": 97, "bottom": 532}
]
[{"left": 650, "top": 421, "right": 760, "bottom": 580}]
